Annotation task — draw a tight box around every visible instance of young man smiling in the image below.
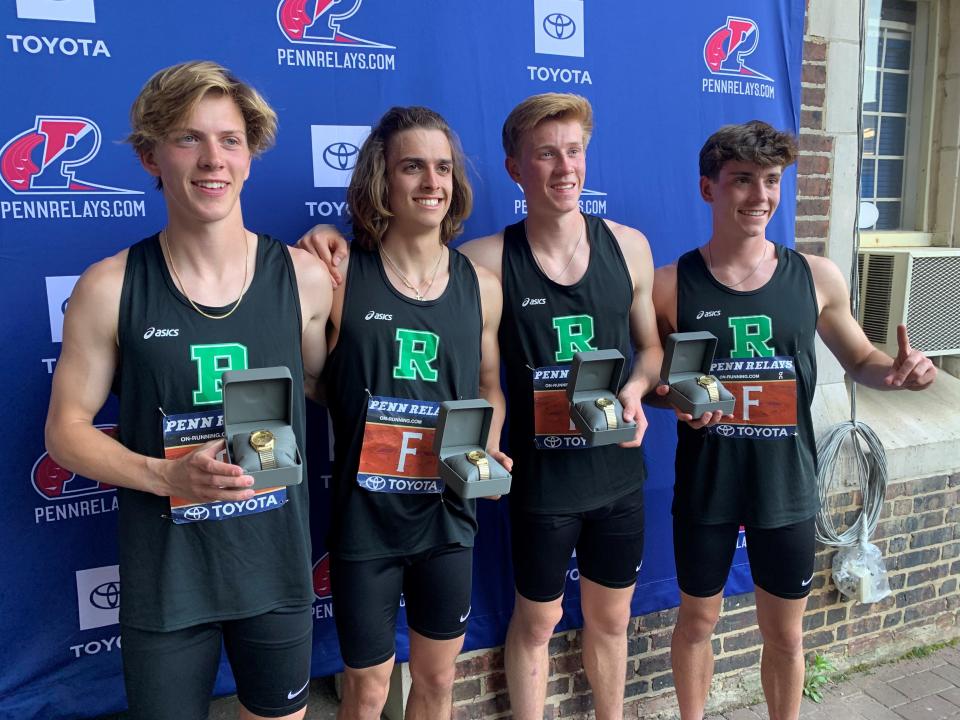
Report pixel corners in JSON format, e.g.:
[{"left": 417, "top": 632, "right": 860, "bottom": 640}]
[
  {"left": 44, "top": 61, "right": 332, "bottom": 720},
  {"left": 653, "top": 120, "right": 936, "bottom": 720}
]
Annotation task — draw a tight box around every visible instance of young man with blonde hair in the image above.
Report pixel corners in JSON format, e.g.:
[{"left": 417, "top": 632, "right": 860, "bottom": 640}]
[
  {"left": 654, "top": 120, "right": 936, "bottom": 720},
  {"left": 45, "top": 61, "right": 332, "bottom": 720},
  {"left": 460, "top": 93, "right": 661, "bottom": 720},
  {"left": 321, "top": 106, "right": 507, "bottom": 720}
]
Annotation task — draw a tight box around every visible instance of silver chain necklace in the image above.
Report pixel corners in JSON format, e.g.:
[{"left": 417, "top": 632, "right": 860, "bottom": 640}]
[
  {"left": 707, "top": 240, "right": 768, "bottom": 288},
  {"left": 526, "top": 217, "right": 585, "bottom": 282},
  {"left": 378, "top": 241, "right": 445, "bottom": 301}
]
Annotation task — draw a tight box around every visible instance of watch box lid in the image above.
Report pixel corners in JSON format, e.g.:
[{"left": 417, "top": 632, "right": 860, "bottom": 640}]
[
  {"left": 661, "top": 332, "right": 718, "bottom": 384},
  {"left": 566, "top": 349, "right": 626, "bottom": 400},
  {"left": 433, "top": 399, "right": 493, "bottom": 457},
  {"left": 222, "top": 366, "right": 294, "bottom": 427}
]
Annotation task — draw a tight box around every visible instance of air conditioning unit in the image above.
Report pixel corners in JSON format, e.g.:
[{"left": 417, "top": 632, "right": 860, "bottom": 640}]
[{"left": 857, "top": 247, "right": 960, "bottom": 357}]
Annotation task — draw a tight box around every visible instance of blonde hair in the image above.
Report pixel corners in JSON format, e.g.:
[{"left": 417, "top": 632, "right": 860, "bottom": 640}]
[
  {"left": 501, "top": 93, "right": 593, "bottom": 158},
  {"left": 348, "top": 106, "right": 473, "bottom": 251},
  {"left": 127, "top": 61, "right": 277, "bottom": 160}
]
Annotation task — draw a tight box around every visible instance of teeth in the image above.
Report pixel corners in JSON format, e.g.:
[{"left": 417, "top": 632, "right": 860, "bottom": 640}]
[
  {"left": 416, "top": 198, "right": 440, "bottom": 206},
  {"left": 196, "top": 181, "right": 226, "bottom": 189},
  {"left": 741, "top": 210, "right": 765, "bottom": 216},
  {"left": 553, "top": 183, "right": 575, "bottom": 190}
]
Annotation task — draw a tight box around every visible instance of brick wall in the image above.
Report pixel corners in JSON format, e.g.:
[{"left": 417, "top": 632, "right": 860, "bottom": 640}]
[
  {"left": 451, "top": 472, "right": 960, "bottom": 719},
  {"left": 795, "top": 34, "right": 832, "bottom": 258}
]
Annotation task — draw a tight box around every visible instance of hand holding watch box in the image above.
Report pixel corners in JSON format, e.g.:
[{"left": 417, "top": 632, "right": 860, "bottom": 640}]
[
  {"left": 433, "top": 399, "right": 511, "bottom": 499},
  {"left": 566, "top": 349, "right": 637, "bottom": 446},
  {"left": 223, "top": 367, "right": 303, "bottom": 488},
  {"left": 659, "top": 332, "right": 736, "bottom": 417}
]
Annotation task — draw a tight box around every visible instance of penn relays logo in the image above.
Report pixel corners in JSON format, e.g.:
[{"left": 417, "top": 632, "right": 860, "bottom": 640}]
[
  {"left": 0, "top": 116, "right": 140, "bottom": 195},
  {"left": 703, "top": 16, "right": 772, "bottom": 81},
  {"left": 277, "top": 0, "right": 394, "bottom": 48}
]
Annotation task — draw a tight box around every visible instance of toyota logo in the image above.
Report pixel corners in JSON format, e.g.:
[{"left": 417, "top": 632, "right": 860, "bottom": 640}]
[
  {"left": 183, "top": 506, "right": 210, "bottom": 521},
  {"left": 364, "top": 476, "right": 386, "bottom": 491},
  {"left": 543, "top": 13, "right": 576, "bottom": 40},
  {"left": 323, "top": 142, "right": 360, "bottom": 171},
  {"left": 715, "top": 424, "right": 736, "bottom": 437},
  {"left": 90, "top": 581, "right": 120, "bottom": 610},
  {"left": 543, "top": 436, "right": 562, "bottom": 449}
]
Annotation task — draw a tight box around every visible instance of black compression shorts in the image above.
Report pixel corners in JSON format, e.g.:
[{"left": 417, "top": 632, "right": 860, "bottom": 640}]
[
  {"left": 673, "top": 515, "right": 817, "bottom": 600},
  {"left": 510, "top": 486, "right": 645, "bottom": 602},
  {"left": 121, "top": 604, "right": 313, "bottom": 720},
  {"left": 330, "top": 544, "right": 472, "bottom": 669}
]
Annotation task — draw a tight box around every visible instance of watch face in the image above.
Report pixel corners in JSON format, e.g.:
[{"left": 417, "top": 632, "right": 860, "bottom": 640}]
[
  {"left": 467, "top": 450, "right": 487, "bottom": 462},
  {"left": 595, "top": 398, "right": 614, "bottom": 408},
  {"left": 697, "top": 375, "right": 716, "bottom": 387},
  {"left": 249, "top": 430, "right": 274, "bottom": 450}
]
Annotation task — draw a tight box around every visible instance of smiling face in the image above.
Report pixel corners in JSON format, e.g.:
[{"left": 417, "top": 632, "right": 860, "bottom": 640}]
[
  {"left": 140, "top": 93, "right": 251, "bottom": 227},
  {"left": 384, "top": 127, "right": 453, "bottom": 237},
  {"left": 507, "top": 117, "right": 586, "bottom": 217},
  {"left": 700, "top": 160, "right": 782, "bottom": 240}
]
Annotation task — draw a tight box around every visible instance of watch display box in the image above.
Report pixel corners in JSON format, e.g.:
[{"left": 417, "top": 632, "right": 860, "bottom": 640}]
[
  {"left": 660, "top": 332, "right": 735, "bottom": 417},
  {"left": 565, "top": 349, "right": 637, "bottom": 446},
  {"left": 433, "top": 399, "right": 511, "bottom": 499},
  {"left": 223, "top": 367, "right": 303, "bottom": 489}
]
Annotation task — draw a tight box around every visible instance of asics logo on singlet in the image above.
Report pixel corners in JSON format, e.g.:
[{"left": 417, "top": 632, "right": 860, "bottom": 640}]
[
  {"left": 521, "top": 297, "right": 546, "bottom": 307},
  {"left": 143, "top": 326, "right": 180, "bottom": 339},
  {"left": 696, "top": 310, "right": 722, "bottom": 319},
  {"left": 364, "top": 310, "right": 393, "bottom": 321}
]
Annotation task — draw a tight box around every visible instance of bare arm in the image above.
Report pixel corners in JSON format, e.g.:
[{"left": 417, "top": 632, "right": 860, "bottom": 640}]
[
  {"left": 473, "top": 263, "right": 512, "bottom": 473},
  {"left": 295, "top": 224, "right": 350, "bottom": 287},
  {"left": 810, "top": 253, "right": 936, "bottom": 390},
  {"left": 289, "top": 247, "right": 333, "bottom": 401},
  {"left": 607, "top": 221, "right": 663, "bottom": 447},
  {"left": 458, "top": 233, "right": 505, "bottom": 283},
  {"left": 45, "top": 253, "right": 255, "bottom": 502}
]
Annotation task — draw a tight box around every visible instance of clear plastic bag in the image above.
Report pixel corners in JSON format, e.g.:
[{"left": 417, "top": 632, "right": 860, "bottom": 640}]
[{"left": 831, "top": 541, "right": 891, "bottom": 603}]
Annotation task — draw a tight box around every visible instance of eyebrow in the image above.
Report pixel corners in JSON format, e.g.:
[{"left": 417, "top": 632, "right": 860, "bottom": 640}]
[
  {"left": 397, "top": 156, "right": 453, "bottom": 165},
  {"left": 171, "top": 127, "right": 247, "bottom": 136}
]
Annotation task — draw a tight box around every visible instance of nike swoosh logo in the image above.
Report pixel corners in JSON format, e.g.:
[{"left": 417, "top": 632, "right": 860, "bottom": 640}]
[
  {"left": 287, "top": 679, "right": 310, "bottom": 700},
  {"left": 800, "top": 574, "right": 814, "bottom": 587},
  {"left": 459, "top": 607, "right": 471, "bottom": 623}
]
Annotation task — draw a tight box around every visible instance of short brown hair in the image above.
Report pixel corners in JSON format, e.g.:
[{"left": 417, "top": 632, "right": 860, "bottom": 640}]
[
  {"left": 699, "top": 120, "right": 798, "bottom": 179},
  {"left": 501, "top": 93, "right": 593, "bottom": 158},
  {"left": 348, "top": 106, "right": 473, "bottom": 251},
  {"left": 127, "top": 61, "right": 277, "bottom": 160}
]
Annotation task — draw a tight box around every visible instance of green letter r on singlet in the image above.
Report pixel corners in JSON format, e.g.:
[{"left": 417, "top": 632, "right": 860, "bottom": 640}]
[
  {"left": 191, "top": 343, "right": 249, "bottom": 405},
  {"left": 552, "top": 314, "right": 596, "bottom": 363},
  {"left": 728, "top": 315, "right": 775, "bottom": 358},
  {"left": 393, "top": 329, "right": 439, "bottom": 382}
]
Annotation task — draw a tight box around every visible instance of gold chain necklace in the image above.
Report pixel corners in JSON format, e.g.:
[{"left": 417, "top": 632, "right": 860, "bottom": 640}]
[
  {"left": 378, "top": 241, "right": 445, "bottom": 301},
  {"left": 707, "top": 240, "right": 768, "bottom": 288},
  {"left": 161, "top": 228, "right": 249, "bottom": 320},
  {"left": 526, "top": 217, "right": 585, "bottom": 282}
]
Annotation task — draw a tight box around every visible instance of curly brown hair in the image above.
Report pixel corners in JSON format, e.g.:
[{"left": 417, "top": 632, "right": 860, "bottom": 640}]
[{"left": 699, "top": 120, "right": 798, "bottom": 179}]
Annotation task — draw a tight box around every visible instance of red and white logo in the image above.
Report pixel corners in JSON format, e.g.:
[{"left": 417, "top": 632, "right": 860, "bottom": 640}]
[
  {"left": 312, "top": 552, "right": 331, "bottom": 600},
  {"left": 703, "top": 16, "right": 772, "bottom": 82},
  {"left": 0, "top": 116, "right": 141, "bottom": 195},
  {"left": 31, "top": 425, "right": 116, "bottom": 500},
  {"left": 277, "top": 0, "right": 393, "bottom": 48}
]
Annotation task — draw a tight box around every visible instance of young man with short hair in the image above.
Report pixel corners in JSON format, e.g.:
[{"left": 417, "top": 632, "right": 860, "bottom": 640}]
[
  {"left": 653, "top": 120, "right": 936, "bottom": 720},
  {"left": 459, "top": 93, "right": 662, "bottom": 720},
  {"left": 321, "top": 106, "right": 508, "bottom": 720},
  {"left": 45, "top": 61, "right": 333, "bottom": 720}
]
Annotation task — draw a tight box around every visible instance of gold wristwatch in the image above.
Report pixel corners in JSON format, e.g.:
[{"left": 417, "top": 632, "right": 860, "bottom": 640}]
[
  {"left": 595, "top": 397, "right": 618, "bottom": 430},
  {"left": 249, "top": 430, "right": 277, "bottom": 471},
  {"left": 697, "top": 375, "right": 720, "bottom": 403},
  {"left": 466, "top": 450, "right": 490, "bottom": 480}
]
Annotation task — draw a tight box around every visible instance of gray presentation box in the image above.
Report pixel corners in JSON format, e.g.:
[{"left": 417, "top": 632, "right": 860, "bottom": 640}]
[
  {"left": 660, "top": 332, "right": 736, "bottom": 417},
  {"left": 223, "top": 367, "right": 303, "bottom": 489},
  {"left": 566, "top": 349, "right": 638, "bottom": 446},
  {"left": 433, "top": 399, "right": 512, "bottom": 499}
]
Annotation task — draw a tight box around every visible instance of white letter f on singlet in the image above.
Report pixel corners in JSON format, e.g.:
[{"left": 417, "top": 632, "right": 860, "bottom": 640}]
[{"left": 397, "top": 431, "right": 423, "bottom": 473}]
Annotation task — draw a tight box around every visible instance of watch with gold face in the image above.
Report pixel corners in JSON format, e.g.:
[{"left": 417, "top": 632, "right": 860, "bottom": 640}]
[
  {"left": 249, "top": 429, "right": 277, "bottom": 471},
  {"left": 697, "top": 375, "right": 720, "bottom": 403},
  {"left": 595, "top": 397, "right": 617, "bottom": 430},
  {"left": 466, "top": 449, "right": 490, "bottom": 480}
]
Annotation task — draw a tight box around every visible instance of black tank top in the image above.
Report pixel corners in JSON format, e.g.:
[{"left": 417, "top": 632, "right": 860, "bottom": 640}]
[
  {"left": 674, "top": 243, "right": 820, "bottom": 527},
  {"left": 115, "top": 234, "right": 312, "bottom": 631},
  {"left": 500, "top": 215, "right": 645, "bottom": 513},
  {"left": 324, "top": 245, "right": 482, "bottom": 560}
]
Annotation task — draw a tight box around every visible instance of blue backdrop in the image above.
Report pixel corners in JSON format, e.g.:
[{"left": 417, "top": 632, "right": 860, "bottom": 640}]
[{"left": 0, "top": 1, "right": 803, "bottom": 718}]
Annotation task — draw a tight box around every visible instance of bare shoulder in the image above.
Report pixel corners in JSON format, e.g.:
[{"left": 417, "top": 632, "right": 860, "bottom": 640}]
[
  {"left": 604, "top": 218, "right": 652, "bottom": 260},
  {"left": 652, "top": 262, "right": 678, "bottom": 309},
  {"left": 74, "top": 249, "right": 127, "bottom": 308},
  {"left": 64, "top": 249, "right": 127, "bottom": 344},
  {"left": 458, "top": 232, "right": 504, "bottom": 276},
  {"left": 471, "top": 261, "right": 502, "bottom": 298},
  {"left": 289, "top": 245, "right": 334, "bottom": 291},
  {"left": 800, "top": 252, "right": 846, "bottom": 292}
]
